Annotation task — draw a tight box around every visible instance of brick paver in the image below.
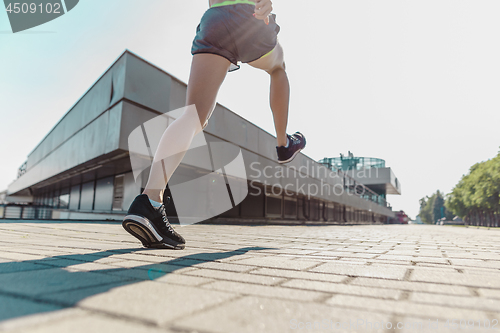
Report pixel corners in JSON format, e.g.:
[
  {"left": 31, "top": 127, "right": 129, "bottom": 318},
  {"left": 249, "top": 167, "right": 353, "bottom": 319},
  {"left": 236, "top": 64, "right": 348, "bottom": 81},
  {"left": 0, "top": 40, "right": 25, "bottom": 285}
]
[{"left": 0, "top": 221, "right": 499, "bottom": 332}]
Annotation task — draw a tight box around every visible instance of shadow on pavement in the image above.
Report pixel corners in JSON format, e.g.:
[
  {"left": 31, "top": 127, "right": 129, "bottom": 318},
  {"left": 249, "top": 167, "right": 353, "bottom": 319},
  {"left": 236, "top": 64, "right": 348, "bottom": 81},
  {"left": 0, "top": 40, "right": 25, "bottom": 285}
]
[{"left": 0, "top": 246, "right": 271, "bottom": 323}]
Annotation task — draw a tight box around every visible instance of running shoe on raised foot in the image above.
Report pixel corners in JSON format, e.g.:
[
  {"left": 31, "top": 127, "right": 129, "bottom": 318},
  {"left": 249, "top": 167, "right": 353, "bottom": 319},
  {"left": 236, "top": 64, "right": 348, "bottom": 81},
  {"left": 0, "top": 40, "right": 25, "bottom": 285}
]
[
  {"left": 276, "top": 132, "right": 306, "bottom": 164},
  {"left": 122, "top": 194, "right": 185, "bottom": 250}
]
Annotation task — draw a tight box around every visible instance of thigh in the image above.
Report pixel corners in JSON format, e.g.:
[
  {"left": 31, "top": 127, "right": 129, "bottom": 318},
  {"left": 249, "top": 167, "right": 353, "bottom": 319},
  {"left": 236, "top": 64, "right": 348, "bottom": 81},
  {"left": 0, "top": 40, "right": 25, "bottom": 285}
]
[
  {"left": 247, "top": 42, "right": 285, "bottom": 73},
  {"left": 186, "top": 53, "right": 231, "bottom": 129}
]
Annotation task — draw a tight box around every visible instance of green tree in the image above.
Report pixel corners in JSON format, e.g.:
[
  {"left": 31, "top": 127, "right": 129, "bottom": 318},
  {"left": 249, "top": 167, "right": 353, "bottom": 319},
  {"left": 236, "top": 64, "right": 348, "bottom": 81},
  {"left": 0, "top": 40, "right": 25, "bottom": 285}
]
[
  {"left": 419, "top": 194, "right": 435, "bottom": 224},
  {"left": 445, "top": 149, "right": 500, "bottom": 226},
  {"left": 419, "top": 190, "right": 455, "bottom": 224},
  {"left": 432, "top": 190, "right": 445, "bottom": 222},
  {"left": 445, "top": 178, "right": 468, "bottom": 218}
]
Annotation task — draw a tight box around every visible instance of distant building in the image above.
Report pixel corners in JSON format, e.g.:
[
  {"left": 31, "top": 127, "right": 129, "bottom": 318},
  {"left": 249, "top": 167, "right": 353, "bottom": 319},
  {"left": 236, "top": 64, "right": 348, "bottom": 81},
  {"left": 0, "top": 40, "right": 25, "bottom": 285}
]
[{"left": 319, "top": 151, "right": 402, "bottom": 207}]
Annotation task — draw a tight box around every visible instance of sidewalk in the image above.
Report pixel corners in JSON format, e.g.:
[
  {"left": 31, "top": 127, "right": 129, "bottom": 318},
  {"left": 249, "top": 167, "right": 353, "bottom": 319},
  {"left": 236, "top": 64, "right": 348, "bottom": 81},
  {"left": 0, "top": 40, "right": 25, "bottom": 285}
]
[{"left": 0, "top": 221, "right": 498, "bottom": 332}]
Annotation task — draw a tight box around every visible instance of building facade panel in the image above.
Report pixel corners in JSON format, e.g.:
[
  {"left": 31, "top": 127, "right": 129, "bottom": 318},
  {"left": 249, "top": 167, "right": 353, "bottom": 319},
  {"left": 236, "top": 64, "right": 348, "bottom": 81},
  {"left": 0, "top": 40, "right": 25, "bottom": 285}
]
[
  {"left": 169, "top": 78, "right": 188, "bottom": 111},
  {"left": 123, "top": 54, "right": 172, "bottom": 114},
  {"left": 94, "top": 176, "right": 114, "bottom": 211},
  {"left": 8, "top": 104, "right": 123, "bottom": 194},
  {"left": 27, "top": 58, "right": 123, "bottom": 171}
]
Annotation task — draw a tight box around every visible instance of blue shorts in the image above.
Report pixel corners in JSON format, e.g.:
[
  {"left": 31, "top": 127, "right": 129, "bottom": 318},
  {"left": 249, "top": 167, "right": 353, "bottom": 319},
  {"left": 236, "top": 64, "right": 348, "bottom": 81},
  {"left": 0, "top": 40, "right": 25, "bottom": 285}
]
[{"left": 191, "top": 2, "right": 281, "bottom": 72}]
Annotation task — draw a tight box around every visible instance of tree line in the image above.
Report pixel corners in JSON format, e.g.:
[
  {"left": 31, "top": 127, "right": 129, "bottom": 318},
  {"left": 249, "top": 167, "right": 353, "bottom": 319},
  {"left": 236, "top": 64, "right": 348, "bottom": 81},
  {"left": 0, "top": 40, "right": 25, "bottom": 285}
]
[
  {"left": 419, "top": 190, "right": 454, "bottom": 224},
  {"left": 418, "top": 150, "right": 500, "bottom": 227}
]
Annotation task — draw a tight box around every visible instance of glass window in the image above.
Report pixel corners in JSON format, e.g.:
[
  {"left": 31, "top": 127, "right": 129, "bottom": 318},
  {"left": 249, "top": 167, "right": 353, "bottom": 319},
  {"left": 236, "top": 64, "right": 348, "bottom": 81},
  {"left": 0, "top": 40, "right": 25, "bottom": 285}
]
[
  {"left": 52, "top": 189, "right": 60, "bottom": 208},
  {"left": 59, "top": 187, "right": 70, "bottom": 209},
  {"left": 122, "top": 172, "right": 141, "bottom": 211},
  {"left": 283, "top": 196, "right": 297, "bottom": 219},
  {"left": 112, "top": 175, "right": 124, "bottom": 211},
  {"left": 240, "top": 183, "right": 264, "bottom": 218},
  {"left": 94, "top": 177, "right": 114, "bottom": 211},
  {"left": 80, "top": 181, "right": 95, "bottom": 211},
  {"left": 298, "top": 196, "right": 305, "bottom": 220},
  {"left": 46, "top": 192, "right": 53, "bottom": 207},
  {"left": 310, "top": 199, "right": 319, "bottom": 221},
  {"left": 265, "top": 193, "right": 282, "bottom": 217},
  {"left": 69, "top": 184, "right": 81, "bottom": 210}
]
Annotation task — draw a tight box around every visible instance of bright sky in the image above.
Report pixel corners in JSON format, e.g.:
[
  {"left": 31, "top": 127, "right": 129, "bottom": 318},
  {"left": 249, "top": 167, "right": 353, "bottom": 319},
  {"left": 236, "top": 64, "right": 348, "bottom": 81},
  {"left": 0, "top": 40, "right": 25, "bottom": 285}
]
[{"left": 1, "top": 0, "right": 499, "bottom": 219}]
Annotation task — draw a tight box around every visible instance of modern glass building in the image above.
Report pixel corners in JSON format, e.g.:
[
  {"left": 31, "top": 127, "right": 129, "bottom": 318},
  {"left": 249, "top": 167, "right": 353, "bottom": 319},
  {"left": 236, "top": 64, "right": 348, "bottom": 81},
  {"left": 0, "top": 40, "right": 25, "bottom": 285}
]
[
  {"left": 3, "top": 50, "right": 399, "bottom": 224},
  {"left": 319, "top": 152, "right": 402, "bottom": 207},
  {"left": 319, "top": 153, "right": 386, "bottom": 171}
]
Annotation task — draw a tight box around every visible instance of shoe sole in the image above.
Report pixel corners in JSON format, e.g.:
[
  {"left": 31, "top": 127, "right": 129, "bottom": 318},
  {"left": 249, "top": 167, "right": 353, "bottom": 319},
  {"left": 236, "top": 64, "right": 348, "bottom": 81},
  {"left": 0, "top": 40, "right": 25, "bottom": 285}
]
[{"left": 122, "top": 215, "right": 185, "bottom": 250}]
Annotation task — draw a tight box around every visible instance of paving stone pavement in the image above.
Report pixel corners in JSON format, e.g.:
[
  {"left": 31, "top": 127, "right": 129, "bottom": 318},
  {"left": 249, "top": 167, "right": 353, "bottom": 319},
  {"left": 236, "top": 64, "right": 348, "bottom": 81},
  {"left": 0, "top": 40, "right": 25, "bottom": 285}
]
[{"left": 0, "top": 221, "right": 499, "bottom": 333}]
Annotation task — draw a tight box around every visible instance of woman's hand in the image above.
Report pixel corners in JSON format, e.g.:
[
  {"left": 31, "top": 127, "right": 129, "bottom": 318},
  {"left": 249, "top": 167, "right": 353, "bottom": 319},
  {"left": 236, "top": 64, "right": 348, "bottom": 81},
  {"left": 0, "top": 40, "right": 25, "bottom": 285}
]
[{"left": 253, "top": 0, "right": 272, "bottom": 25}]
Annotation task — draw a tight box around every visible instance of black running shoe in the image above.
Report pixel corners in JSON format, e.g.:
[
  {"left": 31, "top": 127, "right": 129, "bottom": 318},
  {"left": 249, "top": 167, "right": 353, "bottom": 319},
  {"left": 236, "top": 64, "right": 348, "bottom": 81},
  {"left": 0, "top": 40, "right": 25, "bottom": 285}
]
[
  {"left": 122, "top": 194, "right": 185, "bottom": 250},
  {"left": 276, "top": 132, "right": 306, "bottom": 164}
]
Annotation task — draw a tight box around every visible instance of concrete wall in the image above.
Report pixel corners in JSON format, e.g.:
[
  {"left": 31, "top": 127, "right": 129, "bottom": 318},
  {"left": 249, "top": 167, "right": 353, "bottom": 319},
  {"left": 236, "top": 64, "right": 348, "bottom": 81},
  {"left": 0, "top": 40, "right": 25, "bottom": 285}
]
[
  {"left": 345, "top": 167, "right": 402, "bottom": 195},
  {"left": 8, "top": 50, "right": 395, "bottom": 220}
]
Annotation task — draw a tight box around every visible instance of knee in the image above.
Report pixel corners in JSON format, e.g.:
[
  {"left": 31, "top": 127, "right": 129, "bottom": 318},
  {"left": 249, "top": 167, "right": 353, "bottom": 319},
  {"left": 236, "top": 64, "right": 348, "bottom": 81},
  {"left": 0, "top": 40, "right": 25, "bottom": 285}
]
[
  {"left": 270, "top": 44, "right": 286, "bottom": 72},
  {"left": 179, "top": 104, "right": 205, "bottom": 132},
  {"left": 185, "top": 103, "right": 215, "bottom": 133},
  {"left": 267, "top": 63, "right": 286, "bottom": 75}
]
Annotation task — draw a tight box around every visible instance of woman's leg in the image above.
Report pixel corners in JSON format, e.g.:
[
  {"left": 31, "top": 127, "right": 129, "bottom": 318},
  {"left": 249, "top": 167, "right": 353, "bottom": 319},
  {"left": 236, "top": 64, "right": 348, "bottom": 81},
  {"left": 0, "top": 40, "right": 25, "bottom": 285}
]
[
  {"left": 248, "top": 42, "right": 289, "bottom": 147},
  {"left": 143, "top": 54, "right": 231, "bottom": 203}
]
